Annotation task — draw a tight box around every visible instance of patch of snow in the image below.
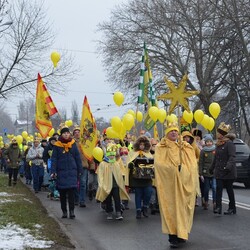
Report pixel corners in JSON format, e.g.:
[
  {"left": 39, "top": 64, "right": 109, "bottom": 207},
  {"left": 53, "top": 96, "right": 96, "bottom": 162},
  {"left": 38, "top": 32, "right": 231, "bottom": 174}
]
[
  {"left": 0, "top": 199, "right": 13, "bottom": 204},
  {"left": 0, "top": 192, "right": 14, "bottom": 197},
  {"left": 0, "top": 223, "right": 54, "bottom": 249}
]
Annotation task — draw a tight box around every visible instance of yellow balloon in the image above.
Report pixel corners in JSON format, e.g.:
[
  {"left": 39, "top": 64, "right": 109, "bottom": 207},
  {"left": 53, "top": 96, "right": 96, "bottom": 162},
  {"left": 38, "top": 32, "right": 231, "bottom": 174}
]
[
  {"left": 158, "top": 109, "right": 167, "bottom": 123},
  {"left": 65, "top": 120, "right": 73, "bottom": 127},
  {"left": 127, "top": 109, "right": 135, "bottom": 118},
  {"left": 122, "top": 114, "right": 134, "bottom": 130},
  {"left": 194, "top": 109, "right": 204, "bottom": 124},
  {"left": 23, "top": 145, "right": 28, "bottom": 151},
  {"left": 21, "top": 131, "right": 28, "bottom": 139},
  {"left": 51, "top": 51, "right": 61, "bottom": 68},
  {"left": 119, "top": 123, "right": 127, "bottom": 140},
  {"left": 136, "top": 111, "right": 143, "bottom": 122},
  {"left": 167, "top": 114, "right": 177, "bottom": 123},
  {"left": 209, "top": 102, "right": 221, "bottom": 119},
  {"left": 113, "top": 92, "right": 124, "bottom": 107},
  {"left": 207, "top": 117, "right": 215, "bottom": 131},
  {"left": 111, "top": 116, "right": 122, "bottom": 133},
  {"left": 7, "top": 134, "right": 11, "bottom": 138},
  {"left": 49, "top": 128, "right": 55, "bottom": 137},
  {"left": 201, "top": 114, "right": 210, "bottom": 129},
  {"left": 106, "top": 127, "right": 119, "bottom": 139},
  {"left": 92, "top": 147, "right": 103, "bottom": 162},
  {"left": 148, "top": 106, "right": 159, "bottom": 122},
  {"left": 183, "top": 110, "right": 193, "bottom": 124},
  {"left": 0, "top": 136, "right": 3, "bottom": 141},
  {"left": 16, "top": 135, "right": 23, "bottom": 145}
]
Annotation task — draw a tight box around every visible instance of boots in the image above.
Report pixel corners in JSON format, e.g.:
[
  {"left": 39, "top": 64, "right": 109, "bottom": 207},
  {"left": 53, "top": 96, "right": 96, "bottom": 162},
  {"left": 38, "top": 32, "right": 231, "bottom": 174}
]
[
  {"left": 224, "top": 208, "right": 236, "bottom": 215},
  {"left": 69, "top": 210, "right": 75, "bottom": 219},
  {"left": 8, "top": 179, "right": 11, "bottom": 186},
  {"left": 213, "top": 207, "right": 222, "bottom": 214},
  {"left": 142, "top": 207, "right": 149, "bottom": 218},
  {"left": 136, "top": 209, "right": 142, "bottom": 219},
  {"left": 203, "top": 202, "right": 208, "bottom": 210},
  {"left": 61, "top": 211, "right": 67, "bottom": 218}
]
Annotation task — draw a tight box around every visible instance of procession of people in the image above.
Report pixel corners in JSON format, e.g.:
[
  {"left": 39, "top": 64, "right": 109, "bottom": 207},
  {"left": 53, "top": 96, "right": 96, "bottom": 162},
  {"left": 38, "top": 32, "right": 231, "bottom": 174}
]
[{"left": 0, "top": 119, "right": 237, "bottom": 249}]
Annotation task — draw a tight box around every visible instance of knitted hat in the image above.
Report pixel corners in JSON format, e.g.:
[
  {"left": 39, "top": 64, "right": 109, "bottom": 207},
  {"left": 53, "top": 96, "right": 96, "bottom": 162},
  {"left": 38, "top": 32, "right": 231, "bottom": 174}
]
[
  {"left": 60, "top": 127, "right": 70, "bottom": 135},
  {"left": 49, "top": 136, "right": 56, "bottom": 142},
  {"left": 11, "top": 138, "right": 18, "bottom": 145},
  {"left": 165, "top": 122, "right": 179, "bottom": 135},
  {"left": 217, "top": 122, "right": 231, "bottom": 136},
  {"left": 192, "top": 129, "right": 203, "bottom": 139},
  {"left": 203, "top": 134, "right": 213, "bottom": 142}
]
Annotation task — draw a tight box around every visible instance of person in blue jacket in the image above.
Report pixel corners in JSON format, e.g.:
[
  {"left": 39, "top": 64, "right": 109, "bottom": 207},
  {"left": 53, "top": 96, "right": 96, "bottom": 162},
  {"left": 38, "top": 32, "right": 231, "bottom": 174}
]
[{"left": 51, "top": 127, "right": 83, "bottom": 219}]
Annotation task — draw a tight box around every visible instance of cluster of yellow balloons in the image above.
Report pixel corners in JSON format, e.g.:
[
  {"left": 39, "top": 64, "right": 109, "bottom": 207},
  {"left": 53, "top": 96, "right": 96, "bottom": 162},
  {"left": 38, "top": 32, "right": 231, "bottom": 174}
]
[
  {"left": 148, "top": 106, "right": 177, "bottom": 124},
  {"left": 51, "top": 51, "right": 61, "bottom": 68},
  {"left": 182, "top": 102, "right": 221, "bottom": 131},
  {"left": 0, "top": 136, "right": 4, "bottom": 148}
]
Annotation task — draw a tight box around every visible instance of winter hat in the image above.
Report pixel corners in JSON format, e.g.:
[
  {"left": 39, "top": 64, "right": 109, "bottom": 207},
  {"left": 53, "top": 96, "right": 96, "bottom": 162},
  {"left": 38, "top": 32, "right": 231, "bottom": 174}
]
[
  {"left": 11, "top": 139, "right": 18, "bottom": 145},
  {"left": 60, "top": 127, "right": 70, "bottom": 135},
  {"left": 41, "top": 139, "right": 47, "bottom": 143},
  {"left": 192, "top": 129, "right": 203, "bottom": 139},
  {"left": 73, "top": 125, "right": 80, "bottom": 135},
  {"left": 144, "top": 131, "right": 151, "bottom": 138},
  {"left": 203, "top": 134, "right": 213, "bottom": 142},
  {"left": 217, "top": 122, "right": 231, "bottom": 136},
  {"left": 49, "top": 136, "right": 56, "bottom": 142}
]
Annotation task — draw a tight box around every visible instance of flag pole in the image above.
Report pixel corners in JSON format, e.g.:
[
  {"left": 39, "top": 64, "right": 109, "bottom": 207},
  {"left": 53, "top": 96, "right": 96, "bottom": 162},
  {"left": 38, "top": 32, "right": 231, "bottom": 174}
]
[{"left": 177, "top": 104, "right": 183, "bottom": 171}]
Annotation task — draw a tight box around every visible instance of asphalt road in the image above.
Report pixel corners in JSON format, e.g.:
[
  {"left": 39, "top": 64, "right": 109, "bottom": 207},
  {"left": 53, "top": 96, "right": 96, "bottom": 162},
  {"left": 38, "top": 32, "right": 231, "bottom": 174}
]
[{"left": 34, "top": 183, "right": 250, "bottom": 250}]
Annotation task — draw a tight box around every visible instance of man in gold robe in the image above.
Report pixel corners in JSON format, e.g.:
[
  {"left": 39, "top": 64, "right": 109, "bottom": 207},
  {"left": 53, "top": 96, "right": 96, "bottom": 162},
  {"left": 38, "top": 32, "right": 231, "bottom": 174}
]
[{"left": 154, "top": 122, "right": 198, "bottom": 248}]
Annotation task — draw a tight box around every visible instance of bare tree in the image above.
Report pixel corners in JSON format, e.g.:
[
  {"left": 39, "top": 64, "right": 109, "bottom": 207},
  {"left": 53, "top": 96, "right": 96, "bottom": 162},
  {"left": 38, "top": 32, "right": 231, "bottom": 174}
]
[
  {"left": 97, "top": 0, "right": 250, "bottom": 137},
  {"left": 71, "top": 100, "right": 80, "bottom": 125},
  {"left": 0, "top": 0, "right": 79, "bottom": 100}
]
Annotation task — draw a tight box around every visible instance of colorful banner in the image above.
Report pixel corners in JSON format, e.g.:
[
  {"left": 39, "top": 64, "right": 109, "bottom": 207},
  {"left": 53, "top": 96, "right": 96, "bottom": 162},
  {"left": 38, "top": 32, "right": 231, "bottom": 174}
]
[
  {"left": 79, "top": 96, "right": 98, "bottom": 161},
  {"left": 35, "top": 73, "right": 58, "bottom": 138}
]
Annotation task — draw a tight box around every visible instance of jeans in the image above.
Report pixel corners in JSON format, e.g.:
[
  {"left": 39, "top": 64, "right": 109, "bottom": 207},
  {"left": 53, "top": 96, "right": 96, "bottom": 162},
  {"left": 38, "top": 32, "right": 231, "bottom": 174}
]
[
  {"left": 58, "top": 188, "right": 75, "bottom": 212},
  {"left": 31, "top": 164, "right": 44, "bottom": 191},
  {"left": 135, "top": 186, "right": 153, "bottom": 210},
  {"left": 204, "top": 177, "right": 216, "bottom": 202},
  {"left": 216, "top": 179, "right": 236, "bottom": 209},
  {"left": 79, "top": 168, "right": 88, "bottom": 204},
  {"left": 8, "top": 168, "right": 19, "bottom": 183},
  {"left": 105, "top": 187, "right": 121, "bottom": 213}
]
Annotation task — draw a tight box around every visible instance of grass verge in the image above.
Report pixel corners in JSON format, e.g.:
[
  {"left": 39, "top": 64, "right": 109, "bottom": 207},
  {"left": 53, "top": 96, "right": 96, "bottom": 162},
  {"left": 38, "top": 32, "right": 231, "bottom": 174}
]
[{"left": 0, "top": 173, "right": 74, "bottom": 249}]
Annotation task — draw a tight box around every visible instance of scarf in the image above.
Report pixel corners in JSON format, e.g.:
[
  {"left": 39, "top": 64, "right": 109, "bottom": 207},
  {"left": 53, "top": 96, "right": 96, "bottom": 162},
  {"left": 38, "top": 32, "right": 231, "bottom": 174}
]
[
  {"left": 203, "top": 144, "right": 216, "bottom": 152},
  {"left": 55, "top": 138, "right": 75, "bottom": 152}
]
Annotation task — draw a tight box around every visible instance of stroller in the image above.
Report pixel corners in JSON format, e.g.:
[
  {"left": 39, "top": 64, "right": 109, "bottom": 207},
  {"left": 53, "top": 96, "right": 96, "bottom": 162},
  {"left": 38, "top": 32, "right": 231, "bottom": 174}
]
[{"left": 47, "top": 177, "right": 60, "bottom": 200}]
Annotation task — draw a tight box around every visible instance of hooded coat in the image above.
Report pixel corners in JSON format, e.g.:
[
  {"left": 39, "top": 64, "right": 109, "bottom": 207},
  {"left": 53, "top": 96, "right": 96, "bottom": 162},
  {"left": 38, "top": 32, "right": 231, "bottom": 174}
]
[
  {"left": 154, "top": 137, "right": 198, "bottom": 240},
  {"left": 4, "top": 143, "right": 21, "bottom": 169},
  {"left": 210, "top": 133, "right": 236, "bottom": 180}
]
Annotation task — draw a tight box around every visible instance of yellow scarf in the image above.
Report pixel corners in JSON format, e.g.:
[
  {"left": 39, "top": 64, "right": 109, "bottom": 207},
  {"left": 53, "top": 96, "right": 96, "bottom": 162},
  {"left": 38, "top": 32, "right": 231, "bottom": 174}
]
[{"left": 55, "top": 139, "right": 75, "bottom": 152}]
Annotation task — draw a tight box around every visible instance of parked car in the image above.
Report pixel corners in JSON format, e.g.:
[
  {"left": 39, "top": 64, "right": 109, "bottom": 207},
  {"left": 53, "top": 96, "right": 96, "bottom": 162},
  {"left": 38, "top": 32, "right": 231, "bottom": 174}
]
[{"left": 234, "top": 138, "right": 250, "bottom": 188}]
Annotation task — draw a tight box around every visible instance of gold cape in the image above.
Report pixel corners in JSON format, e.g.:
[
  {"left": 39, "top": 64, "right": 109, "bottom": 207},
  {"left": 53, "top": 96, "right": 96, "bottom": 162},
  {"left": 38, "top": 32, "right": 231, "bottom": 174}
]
[
  {"left": 154, "top": 137, "right": 198, "bottom": 240},
  {"left": 95, "top": 161, "right": 130, "bottom": 202}
]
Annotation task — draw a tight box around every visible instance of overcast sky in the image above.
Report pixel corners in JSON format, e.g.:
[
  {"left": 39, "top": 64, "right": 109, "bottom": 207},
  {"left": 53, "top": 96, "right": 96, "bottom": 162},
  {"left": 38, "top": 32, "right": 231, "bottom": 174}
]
[{"left": 6, "top": 0, "right": 132, "bottom": 122}]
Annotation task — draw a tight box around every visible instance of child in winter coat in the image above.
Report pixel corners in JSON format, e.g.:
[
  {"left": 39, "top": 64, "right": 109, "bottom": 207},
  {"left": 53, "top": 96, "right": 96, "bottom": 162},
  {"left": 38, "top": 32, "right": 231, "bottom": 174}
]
[
  {"left": 96, "top": 142, "right": 130, "bottom": 220},
  {"left": 199, "top": 134, "right": 216, "bottom": 210}
]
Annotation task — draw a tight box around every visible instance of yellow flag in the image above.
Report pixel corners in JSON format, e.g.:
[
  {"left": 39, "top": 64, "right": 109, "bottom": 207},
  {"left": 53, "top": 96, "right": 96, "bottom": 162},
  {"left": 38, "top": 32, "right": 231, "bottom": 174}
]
[
  {"left": 79, "top": 96, "right": 98, "bottom": 160},
  {"left": 35, "top": 74, "right": 57, "bottom": 138},
  {"left": 154, "top": 124, "right": 159, "bottom": 140}
]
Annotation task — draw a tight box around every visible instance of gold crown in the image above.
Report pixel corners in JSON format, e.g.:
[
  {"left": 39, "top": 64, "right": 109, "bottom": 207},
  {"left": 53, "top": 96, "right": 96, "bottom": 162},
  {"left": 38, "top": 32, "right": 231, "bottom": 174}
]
[
  {"left": 106, "top": 143, "right": 118, "bottom": 153},
  {"left": 218, "top": 122, "right": 231, "bottom": 134},
  {"left": 165, "top": 122, "right": 179, "bottom": 135}
]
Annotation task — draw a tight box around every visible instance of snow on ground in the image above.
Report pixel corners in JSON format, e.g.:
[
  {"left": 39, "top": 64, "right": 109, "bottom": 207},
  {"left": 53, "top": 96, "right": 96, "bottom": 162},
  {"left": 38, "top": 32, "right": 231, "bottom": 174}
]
[
  {"left": 0, "top": 192, "right": 54, "bottom": 249},
  {"left": 0, "top": 224, "right": 54, "bottom": 250}
]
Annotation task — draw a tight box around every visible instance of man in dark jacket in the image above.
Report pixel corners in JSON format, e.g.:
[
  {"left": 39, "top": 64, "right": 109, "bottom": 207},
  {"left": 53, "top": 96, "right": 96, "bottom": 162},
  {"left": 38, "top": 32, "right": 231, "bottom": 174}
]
[
  {"left": 210, "top": 122, "right": 237, "bottom": 215},
  {"left": 4, "top": 139, "right": 21, "bottom": 186}
]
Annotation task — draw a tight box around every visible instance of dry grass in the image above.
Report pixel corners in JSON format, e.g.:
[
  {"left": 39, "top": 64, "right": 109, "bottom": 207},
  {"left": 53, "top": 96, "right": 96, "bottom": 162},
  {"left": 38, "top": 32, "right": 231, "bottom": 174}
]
[{"left": 0, "top": 173, "right": 75, "bottom": 249}]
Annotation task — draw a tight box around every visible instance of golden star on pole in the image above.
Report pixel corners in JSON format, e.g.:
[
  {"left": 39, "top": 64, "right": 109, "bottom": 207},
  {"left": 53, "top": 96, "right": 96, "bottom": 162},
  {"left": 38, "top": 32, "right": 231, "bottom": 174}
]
[{"left": 157, "top": 74, "right": 199, "bottom": 113}]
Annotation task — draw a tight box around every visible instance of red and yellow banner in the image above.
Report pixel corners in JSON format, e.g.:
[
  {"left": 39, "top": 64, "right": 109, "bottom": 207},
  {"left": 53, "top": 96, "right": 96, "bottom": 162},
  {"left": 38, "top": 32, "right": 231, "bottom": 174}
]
[
  {"left": 79, "top": 96, "right": 98, "bottom": 160},
  {"left": 35, "top": 73, "right": 58, "bottom": 138}
]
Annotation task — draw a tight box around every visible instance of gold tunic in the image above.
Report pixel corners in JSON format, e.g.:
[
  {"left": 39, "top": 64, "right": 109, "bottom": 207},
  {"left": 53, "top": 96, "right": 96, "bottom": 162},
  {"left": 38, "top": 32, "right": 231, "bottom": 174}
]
[{"left": 154, "top": 137, "right": 198, "bottom": 240}]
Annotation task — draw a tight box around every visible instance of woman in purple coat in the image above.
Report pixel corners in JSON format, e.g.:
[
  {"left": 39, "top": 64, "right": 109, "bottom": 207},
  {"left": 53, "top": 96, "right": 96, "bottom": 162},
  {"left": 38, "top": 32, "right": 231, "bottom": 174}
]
[{"left": 51, "top": 127, "right": 83, "bottom": 219}]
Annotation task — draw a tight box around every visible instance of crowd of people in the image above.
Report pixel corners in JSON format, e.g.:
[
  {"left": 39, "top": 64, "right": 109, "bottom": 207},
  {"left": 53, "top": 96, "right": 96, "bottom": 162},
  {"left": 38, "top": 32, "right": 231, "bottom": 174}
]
[{"left": 0, "top": 120, "right": 237, "bottom": 249}]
